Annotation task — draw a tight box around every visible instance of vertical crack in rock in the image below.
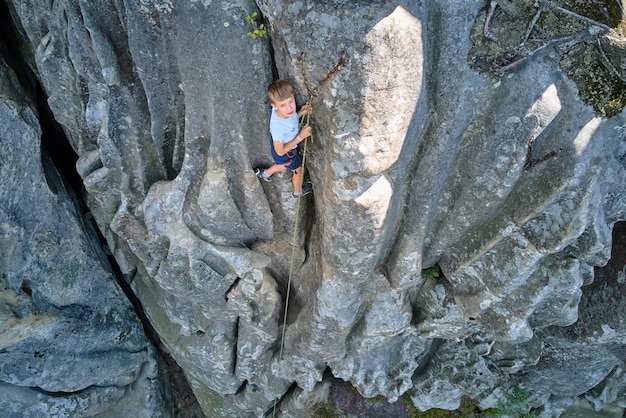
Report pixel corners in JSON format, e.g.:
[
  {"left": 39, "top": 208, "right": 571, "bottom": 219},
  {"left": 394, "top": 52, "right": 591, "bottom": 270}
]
[{"left": 0, "top": 1, "right": 201, "bottom": 415}]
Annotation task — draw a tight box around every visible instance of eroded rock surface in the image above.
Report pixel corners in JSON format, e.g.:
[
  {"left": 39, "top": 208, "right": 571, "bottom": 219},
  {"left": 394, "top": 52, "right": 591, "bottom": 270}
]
[
  {"left": 0, "top": 53, "right": 164, "bottom": 416},
  {"left": 2, "top": 0, "right": 626, "bottom": 417}
]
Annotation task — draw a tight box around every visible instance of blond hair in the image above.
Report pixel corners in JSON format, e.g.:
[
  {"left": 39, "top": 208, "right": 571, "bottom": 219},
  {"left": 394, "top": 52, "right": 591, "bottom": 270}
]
[{"left": 267, "top": 79, "right": 294, "bottom": 104}]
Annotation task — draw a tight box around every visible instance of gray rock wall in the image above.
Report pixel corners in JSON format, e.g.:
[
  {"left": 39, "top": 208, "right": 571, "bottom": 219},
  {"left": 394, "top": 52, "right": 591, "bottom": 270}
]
[
  {"left": 0, "top": 53, "right": 165, "bottom": 416},
  {"left": 2, "top": 0, "right": 626, "bottom": 417}
]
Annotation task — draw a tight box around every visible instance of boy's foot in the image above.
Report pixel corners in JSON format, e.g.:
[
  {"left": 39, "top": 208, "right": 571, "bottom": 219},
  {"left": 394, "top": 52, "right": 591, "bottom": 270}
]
[
  {"left": 292, "top": 181, "right": 313, "bottom": 198},
  {"left": 255, "top": 168, "right": 272, "bottom": 182}
]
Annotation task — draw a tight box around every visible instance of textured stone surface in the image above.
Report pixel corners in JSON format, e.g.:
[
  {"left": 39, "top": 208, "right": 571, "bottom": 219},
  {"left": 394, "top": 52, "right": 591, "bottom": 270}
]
[
  {"left": 3, "top": 0, "right": 626, "bottom": 417},
  {"left": 0, "top": 54, "right": 164, "bottom": 416}
]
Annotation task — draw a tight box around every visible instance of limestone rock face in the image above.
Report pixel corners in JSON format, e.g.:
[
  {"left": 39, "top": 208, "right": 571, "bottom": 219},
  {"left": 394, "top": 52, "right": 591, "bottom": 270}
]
[
  {"left": 0, "top": 55, "right": 164, "bottom": 416},
  {"left": 3, "top": 0, "right": 626, "bottom": 417}
]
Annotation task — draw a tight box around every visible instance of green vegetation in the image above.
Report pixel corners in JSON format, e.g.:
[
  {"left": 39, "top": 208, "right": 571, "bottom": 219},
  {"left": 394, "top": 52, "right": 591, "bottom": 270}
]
[
  {"left": 313, "top": 400, "right": 338, "bottom": 418},
  {"left": 493, "top": 385, "right": 536, "bottom": 417},
  {"left": 313, "top": 391, "right": 504, "bottom": 417},
  {"left": 245, "top": 11, "right": 266, "bottom": 39},
  {"left": 468, "top": 0, "right": 626, "bottom": 117},
  {"left": 422, "top": 264, "right": 443, "bottom": 283},
  {"left": 402, "top": 394, "right": 496, "bottom": 417}
]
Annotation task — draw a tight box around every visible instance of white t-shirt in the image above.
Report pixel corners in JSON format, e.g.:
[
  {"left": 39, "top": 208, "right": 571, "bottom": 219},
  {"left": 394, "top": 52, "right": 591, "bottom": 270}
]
[{"left": 269, "top": 108, "right": 299, "bottom": 149}]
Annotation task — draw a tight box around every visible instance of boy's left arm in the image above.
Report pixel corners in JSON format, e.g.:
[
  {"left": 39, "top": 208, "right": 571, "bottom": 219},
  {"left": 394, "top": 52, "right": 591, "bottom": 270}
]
[
  {"left": 272, "top": 125, "right": 312, "bottom": 156},
  {"left": 297, "top": 103, "right": 312, "bottom": 118}
]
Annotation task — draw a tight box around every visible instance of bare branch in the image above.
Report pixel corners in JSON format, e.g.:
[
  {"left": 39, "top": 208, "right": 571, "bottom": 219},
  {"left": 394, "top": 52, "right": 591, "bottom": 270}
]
[
  {"left": 522, "top": 3, "right": 543, "bottom": 46},
  {"left": 597, "top": 38, "right": 625, "bottom": 81},
  {"left": 484, "top": 0, "right": 499, "bottom": 42},
  {"left": 299, "top": 53, "right": 315, "bottom": 98},
  {"left": 300, "top": 52, "right": 346, "bottom": 101},
  {"left": 496, "top": 31, "right": 588, "bottom": 72},
  {"left": 311, "top": 53, "right": 346, "bottom": 98},
  {"left": 540, "top": 1, "right": 613, "bottom": 33},
  {"left": 524, "top": 132, "right": 562, "bottom": 171}
]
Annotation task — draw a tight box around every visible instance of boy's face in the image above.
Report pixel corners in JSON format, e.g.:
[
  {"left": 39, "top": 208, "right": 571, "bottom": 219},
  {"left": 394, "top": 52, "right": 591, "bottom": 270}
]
[{"left": 272, "top": 95, "right": 296, "bottom": 118}]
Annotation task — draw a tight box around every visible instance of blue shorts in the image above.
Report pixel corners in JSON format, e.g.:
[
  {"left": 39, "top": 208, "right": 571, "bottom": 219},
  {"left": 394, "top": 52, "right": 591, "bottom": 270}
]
[{"left": 270, "top": 137, "right": 302, "bottom": 171}]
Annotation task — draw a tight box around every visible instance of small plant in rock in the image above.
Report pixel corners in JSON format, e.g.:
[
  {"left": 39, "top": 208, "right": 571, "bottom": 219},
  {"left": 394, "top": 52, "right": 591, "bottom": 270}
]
[
  {"left": 365, "top": 394, "right": 387, "bottom": 403},
  {"left": 422, "top": 264, "right": 443, "bottom": 283},
  {"left": 246, "top": 11, "right": 266, "bottom": 39},
  {"left": 312, "top": 400, "right": 338, "bottom": 418},
  {"left": 494, "top": 385, "right": 536, "bottom": 417}
]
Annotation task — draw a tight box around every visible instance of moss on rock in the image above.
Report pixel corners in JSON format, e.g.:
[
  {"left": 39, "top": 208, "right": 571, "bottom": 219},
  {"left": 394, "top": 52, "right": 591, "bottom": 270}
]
[{"left": 468, "top": 0, "right": 626, "bottom": 117}]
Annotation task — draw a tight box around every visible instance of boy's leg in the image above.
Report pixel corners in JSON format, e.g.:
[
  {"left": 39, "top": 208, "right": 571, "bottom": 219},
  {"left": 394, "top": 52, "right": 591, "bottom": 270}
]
[
  {"left": 291, "top": 167, "right": 303, "bottom": 193},
  {"left": 292, "top": 181, "right": 313, "bottom": 198},
  {"left": 291, "top": 168, "right": 312, "bottom": 198},
  {"left": 256, "top": 164, "right": 285, "bottom": 182},
  {"left": 266, "top": 163, "right": 288, "bottom": 176}
]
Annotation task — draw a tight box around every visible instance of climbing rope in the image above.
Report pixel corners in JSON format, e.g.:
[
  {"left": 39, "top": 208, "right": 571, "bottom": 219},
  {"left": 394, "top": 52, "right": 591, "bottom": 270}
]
[
  {"left": 272, "top": 101, "right": 311, "bottom": 418},
  {"left": 278, "top": 101, "right": 312, "bottom": 360},
  {"left": 278, "top": 101, "right": 313, "bottom": 356},
  {"left": 272, "top": 52, "right": 344, "bottom": 417}
]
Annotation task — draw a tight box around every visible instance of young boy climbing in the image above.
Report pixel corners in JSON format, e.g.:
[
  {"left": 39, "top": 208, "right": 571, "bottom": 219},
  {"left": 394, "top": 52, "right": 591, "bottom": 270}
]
[{"left": 255, "top": 79, "right": 313, "bottom": 198}]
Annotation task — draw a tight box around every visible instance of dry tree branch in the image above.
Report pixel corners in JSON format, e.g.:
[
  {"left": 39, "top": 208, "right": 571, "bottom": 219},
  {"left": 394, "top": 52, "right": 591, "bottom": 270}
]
[
  {"left": 312, "top": 53, "right": 346, "bottom": 98},
  {"left": 299, "top": 52, "right": 346, "bottom": 100},
  {"left": 522, "top": 3, "right": 544, "bottom": 45},
  {"left": 299, "top": 53, "right": 315, "bottom": 98},
  {"left": 596, "top": 38, "right": 625, "bottom": 81},
  {"left": 496, "top": 31, "right": 589, "bottom": 72},
  {"left": 523, "top": 133, "right": 538, "bottom": 171},
  {"left": 484, "top": 0, "right": 499, "bottom": 41},
  {"left": 540, "top": 0, "right": 613, "bottom": 33},
  {"left": 524, "top": 132, "right": 562, "bottom": 171}
]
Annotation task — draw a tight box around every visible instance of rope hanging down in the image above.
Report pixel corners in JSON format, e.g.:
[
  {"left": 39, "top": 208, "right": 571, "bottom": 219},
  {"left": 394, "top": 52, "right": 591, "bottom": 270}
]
[
  {"left": 277, "top": 100, "right": 311, "bottom": 364},
  {"left": 272, "top": 102, "right": 311, "bottom": 418},
  {"left": 272, "top": 53, "right": 345, "bottom": 417}
]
